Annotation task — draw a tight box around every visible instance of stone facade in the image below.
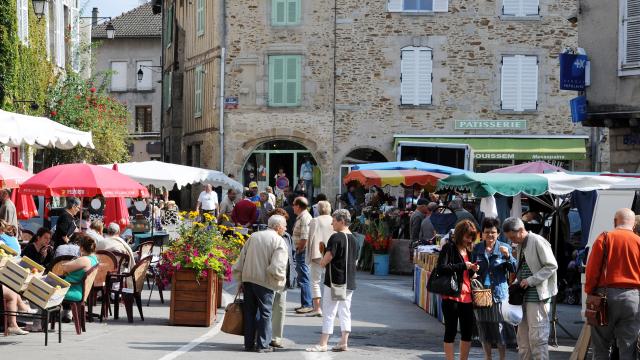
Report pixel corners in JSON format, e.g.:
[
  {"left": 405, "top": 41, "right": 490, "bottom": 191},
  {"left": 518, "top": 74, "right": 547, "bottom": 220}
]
[{"left": 163, "top": 0, "right": 591, "bottom": 199}]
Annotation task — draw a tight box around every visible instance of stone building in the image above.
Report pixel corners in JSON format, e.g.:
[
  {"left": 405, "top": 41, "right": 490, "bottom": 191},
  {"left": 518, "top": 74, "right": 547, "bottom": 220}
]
[
  {"left": 161, "top": 0, "right": 590, "bottom": 199},
  {"left": 579, "top": 0, "right": 640, "bottom": 173},
  {"left": 92, "top": 4, "right": 162, "bottom": 162}
]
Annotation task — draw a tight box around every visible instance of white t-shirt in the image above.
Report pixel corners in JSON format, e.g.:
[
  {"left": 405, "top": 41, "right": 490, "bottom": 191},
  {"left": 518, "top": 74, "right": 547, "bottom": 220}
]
[{"left": 198, "top": 190, "right": 219, "bottom": 211}]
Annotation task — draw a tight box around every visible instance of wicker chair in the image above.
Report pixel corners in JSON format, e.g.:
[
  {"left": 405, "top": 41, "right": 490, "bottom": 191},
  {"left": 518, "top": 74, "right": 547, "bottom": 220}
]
[
  {"left": 89, "top": 251, "right": 118, "bottom": 322},
  {"left": 48, "top": 255, "right": 77, "bottom": 276}
]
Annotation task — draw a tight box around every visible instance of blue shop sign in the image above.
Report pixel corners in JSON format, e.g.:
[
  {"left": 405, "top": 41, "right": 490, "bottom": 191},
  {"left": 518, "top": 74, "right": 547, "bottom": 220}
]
[
  {"left": 560, "top": 53, "right": 588, "bottom": 91},
  {"left": 570, "top": 96, "right": 587, "bottom": 123}
]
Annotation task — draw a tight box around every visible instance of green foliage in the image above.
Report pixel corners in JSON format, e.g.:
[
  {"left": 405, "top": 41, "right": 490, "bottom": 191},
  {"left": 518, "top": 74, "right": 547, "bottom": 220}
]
[{"left": 44, "top": 72, "right": 131, "bottom": 165}]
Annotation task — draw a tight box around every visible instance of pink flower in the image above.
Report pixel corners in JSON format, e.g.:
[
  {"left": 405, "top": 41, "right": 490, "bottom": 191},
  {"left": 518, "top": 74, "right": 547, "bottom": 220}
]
[
  {"left": 89, "top": 87, "right": 96, "bottom": 93},
  {"left": 176, "top": 263, "right": 182, "bottom": 271},
  {"left": 193, "top": 249, "right": 199, "bottom": 257},
  {"left": 201, "top": 270, "right": 208, "bottom": 278}
]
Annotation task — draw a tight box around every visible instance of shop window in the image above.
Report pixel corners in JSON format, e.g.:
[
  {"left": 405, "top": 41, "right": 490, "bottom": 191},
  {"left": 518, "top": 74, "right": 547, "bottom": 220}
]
[
  {"left": 135, "top": 106, "right": 153, "bottom": 133},
  {"left": 401, "top": 46, "right": 433, "bottom": 106}
]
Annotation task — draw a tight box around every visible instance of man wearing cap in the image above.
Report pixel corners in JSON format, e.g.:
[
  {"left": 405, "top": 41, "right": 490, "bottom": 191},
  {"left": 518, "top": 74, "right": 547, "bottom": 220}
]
[
  {"left": 410, "top": 199, "right": 429, "bottom": 245},
  {"left": 248, "top": 182, "right": 261, "bottom": 203}
]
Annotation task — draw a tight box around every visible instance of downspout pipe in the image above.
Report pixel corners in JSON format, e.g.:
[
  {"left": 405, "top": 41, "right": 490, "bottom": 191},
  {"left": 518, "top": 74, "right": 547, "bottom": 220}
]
[{"left": 219, "top": 0, "right": 226, "bottom": 173}]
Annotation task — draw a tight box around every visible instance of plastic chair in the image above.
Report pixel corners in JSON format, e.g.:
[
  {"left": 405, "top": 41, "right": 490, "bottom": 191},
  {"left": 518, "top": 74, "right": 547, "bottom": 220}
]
[{"left": 110, "top": 256, "right": 152, "bottom": 323}]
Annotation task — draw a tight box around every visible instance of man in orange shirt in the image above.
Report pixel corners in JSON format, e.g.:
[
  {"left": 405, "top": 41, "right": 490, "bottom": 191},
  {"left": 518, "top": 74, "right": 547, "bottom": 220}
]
[{"left": 585, "top": 208, "right": 640, "bottom": 360}]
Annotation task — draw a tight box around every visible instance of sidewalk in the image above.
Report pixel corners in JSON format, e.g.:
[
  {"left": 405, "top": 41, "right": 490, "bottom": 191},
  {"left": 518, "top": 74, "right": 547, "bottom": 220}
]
[{"left": 3, "top": 272, "right": 575, "bottom": 359}]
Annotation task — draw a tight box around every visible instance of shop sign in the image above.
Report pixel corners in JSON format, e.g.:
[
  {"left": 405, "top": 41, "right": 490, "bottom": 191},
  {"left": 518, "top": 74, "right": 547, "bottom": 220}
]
[
  {"left": 455, "top": 120, "right": 527, "bottom": 130},
  {"left": 474, "top": 153, "right": 571, "bottom": 160},
  {"left": 559, "top": 53, "right": 588, "bottom": 91}
]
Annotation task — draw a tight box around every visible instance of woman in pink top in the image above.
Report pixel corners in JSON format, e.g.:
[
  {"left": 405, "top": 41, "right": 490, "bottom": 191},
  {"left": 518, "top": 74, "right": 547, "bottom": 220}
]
[{"left": 435, "top": 220, "right": 479, "bottom": 360}]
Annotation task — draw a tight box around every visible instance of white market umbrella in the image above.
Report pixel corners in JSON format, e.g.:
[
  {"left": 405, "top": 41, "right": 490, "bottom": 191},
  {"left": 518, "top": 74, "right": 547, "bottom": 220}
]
[
  {"left": 103, "top": 160, "right": 243, "bottom": 193},
  {"left": 0, "top": 109, "right": 94, "bottom": 149}
]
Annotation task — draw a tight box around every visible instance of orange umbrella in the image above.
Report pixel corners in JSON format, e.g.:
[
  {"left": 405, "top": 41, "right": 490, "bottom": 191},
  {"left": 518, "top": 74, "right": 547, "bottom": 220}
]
[
  {"left": 103, "top": 163, "right": 130, "bottom": 230},
  {"left": 343, "top": 169, "right": 446, "bottom": 188}
]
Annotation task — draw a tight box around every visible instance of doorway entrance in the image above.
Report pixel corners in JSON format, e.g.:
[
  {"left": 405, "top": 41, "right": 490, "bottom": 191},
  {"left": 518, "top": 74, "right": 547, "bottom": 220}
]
[{"left": 243, "top": 140, "right": 320, "bottom": 199}]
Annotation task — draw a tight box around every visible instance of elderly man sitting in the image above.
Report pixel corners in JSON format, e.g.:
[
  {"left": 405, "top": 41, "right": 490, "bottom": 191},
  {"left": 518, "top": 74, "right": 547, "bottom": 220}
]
[{"left": 97, "top": 223, "right": 136, "bottom": 271}]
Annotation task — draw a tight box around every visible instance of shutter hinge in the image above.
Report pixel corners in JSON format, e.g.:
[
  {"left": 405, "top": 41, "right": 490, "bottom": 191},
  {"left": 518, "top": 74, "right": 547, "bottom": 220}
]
[
  {"left": 400, "top": 74, "right": 403, "bottom": 81},
  {"left": 431, "top": 73, "right": 433, "bottom": 82}
]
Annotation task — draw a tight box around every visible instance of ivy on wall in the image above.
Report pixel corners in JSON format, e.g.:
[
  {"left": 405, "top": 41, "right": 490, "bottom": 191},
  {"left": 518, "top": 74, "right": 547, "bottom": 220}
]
[{"left": 0, "top": 0, "right": 54, "bottom": 114}]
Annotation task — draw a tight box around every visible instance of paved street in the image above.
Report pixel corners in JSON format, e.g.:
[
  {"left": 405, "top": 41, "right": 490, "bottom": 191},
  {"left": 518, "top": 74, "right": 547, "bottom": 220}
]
[{"left": 4, "top": 273, "right": 576, "bottom": 359}]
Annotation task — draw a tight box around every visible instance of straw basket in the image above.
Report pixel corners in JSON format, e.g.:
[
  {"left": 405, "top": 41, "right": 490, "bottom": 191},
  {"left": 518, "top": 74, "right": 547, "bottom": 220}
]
[{"left": 471, "top": 279, "right": 493, "bottom": 308}]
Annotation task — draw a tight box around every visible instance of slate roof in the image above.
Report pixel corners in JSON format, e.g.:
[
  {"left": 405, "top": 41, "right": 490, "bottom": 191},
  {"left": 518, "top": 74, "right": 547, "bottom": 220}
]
[{"left": 92, "top": 2, "right": 161, "bottom": 39}]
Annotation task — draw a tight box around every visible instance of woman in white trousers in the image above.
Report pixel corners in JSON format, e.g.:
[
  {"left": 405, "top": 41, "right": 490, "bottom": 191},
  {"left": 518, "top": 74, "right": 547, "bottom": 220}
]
[{"left": 306, "top": 209, "right": 357, "bottom": 352}]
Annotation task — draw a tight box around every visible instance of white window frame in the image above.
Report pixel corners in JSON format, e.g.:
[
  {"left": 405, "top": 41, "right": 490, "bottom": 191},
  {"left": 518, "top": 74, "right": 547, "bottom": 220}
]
[
  {"left": 110, "top": 61, "right": 128, "bottom": 92},
  {"left": 501, "top": 0, "right": 540, "bottom": 17},
  {"left": 619, "top": 0, "right": 640, "bottom": 76},
  {"left": 500, "top": 55, "right": 538, "bottom": 112},
  {"left": 54, "top": 0, "right": 65, "bottom": 68},
  {"left": 387, "top": 0, "right": 448, "bottom": 13},
  {"left": 136, "top": 60, "right": 153, "bottom": 91},
  {"left": 400, "top": 46, "right": 433, "bottom": 106}
]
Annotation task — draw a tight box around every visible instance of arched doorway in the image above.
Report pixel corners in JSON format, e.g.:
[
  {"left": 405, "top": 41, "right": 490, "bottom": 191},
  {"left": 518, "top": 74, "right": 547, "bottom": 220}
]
[
  {"left": 339, "top": 148, "right": 387, "bottom": 194},
  {"left": 243, "top": 140, "right": 320, "bottom": 199}
]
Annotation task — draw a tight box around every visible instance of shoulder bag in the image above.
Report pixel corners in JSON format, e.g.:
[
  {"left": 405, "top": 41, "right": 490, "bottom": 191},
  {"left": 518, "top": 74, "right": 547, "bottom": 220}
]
[
  {"left": 427, "top": 245, "right": 460, "bottom": 296},
  {"left": 329, "top": 233, "right": 349, "bottom": 301},
  {"left": 508, "top": 246, "right": 526, "bottom": 305},
  {"left": 585, "top": 232, "right": 609, "bottom": 327}
]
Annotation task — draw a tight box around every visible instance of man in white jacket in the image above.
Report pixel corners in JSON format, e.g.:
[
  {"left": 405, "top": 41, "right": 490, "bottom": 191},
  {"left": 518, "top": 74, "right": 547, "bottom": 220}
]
[
  {"left": 232, "top": 215, "right": 289, "bottom": 353},
  {"left": 503, "top": 217, "right": 558, "bottom": 360}
]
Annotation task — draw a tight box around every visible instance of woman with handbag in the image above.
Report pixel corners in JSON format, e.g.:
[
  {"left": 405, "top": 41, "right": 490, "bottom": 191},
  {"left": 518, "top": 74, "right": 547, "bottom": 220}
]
[
  {"left": 471, "top": 218, "right": 517, "bottom": 360},
  {"left": 437, "top": 219, "right": 479, "bottom": 360},
  {"left": 306, "top": 209, "right": 357, "bottom": 353}
]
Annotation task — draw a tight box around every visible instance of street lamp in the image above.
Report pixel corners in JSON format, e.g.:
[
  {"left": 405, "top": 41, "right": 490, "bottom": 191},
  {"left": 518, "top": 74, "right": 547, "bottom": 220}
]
[
  {"left": 137, "top": 65, "right": 163, "bottom": 81},
  {"left": 81, "top": 16, "right": 116, "bottom": 39},
  {"left": 32, "top": 0, "right": 48, "bottom": 20},
  {"left": 105, "top": 22, "right": 115, "bottom": 39}
]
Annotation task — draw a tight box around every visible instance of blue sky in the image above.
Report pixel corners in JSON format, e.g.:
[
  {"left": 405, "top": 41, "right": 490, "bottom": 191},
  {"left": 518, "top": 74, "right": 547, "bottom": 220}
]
[{"left": 80, "top": 0, "right": 147, "bottom": 18}]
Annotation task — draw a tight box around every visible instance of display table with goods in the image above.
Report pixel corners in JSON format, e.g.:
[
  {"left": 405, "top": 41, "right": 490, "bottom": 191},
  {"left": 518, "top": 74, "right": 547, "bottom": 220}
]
[
  {"left": 413, "top": 245, "right": 443, "bottom": 323},
  {"left": 159, "top": 212, "right": 245, "bottom": 327},
  {"left": 0, "top": 244, "right": 68, "bottom": 345}
]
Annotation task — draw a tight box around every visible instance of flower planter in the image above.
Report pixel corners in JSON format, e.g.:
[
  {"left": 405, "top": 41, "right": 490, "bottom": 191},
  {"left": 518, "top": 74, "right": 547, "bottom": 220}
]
[
  {"left": 169, "top": 269, "right": 217, "bottom": 327},
  {"left": 215, "top": 275, "right": 223, "bottom": 309},
  {"left": 373, "top": 253, "right": 390, "bottom": 276}
]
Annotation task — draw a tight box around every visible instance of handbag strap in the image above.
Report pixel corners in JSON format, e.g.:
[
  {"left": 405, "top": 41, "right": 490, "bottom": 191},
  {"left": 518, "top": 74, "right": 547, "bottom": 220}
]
[{"left": 594, "top": 232, "right": 609, "bottom": 297}]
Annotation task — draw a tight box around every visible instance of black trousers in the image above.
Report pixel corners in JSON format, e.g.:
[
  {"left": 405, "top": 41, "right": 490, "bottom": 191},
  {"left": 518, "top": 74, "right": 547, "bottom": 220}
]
[{"left": 441, "top": 299, "right": 474, "bottom": 343}]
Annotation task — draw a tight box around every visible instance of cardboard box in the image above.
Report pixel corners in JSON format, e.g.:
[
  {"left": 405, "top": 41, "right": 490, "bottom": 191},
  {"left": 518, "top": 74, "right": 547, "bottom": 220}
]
[
  {"left": 0, "top": 256, "right": 45, "bottom": 292},
  {"left": 23, "top": 273, "right": 70, "bottom": 309}
]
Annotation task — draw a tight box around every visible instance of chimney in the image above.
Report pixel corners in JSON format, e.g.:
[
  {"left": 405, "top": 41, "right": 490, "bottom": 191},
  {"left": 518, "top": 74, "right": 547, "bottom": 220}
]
[{"left": 92, "top": 8, "right": 99, "bottom": 27}]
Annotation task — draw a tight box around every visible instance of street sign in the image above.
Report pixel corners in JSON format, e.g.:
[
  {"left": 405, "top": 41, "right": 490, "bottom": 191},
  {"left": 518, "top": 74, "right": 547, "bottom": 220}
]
[
  {"left": 454, "top": 120, "right": 527, "bottom": 130},
  {"left": 224, "top": 97, "right": 238, "bottom": 109}
]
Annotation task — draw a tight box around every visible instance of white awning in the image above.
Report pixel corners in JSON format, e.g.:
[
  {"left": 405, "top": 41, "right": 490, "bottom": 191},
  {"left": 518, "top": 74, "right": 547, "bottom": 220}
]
[
  {"left": 102, "top": 160, "right": 243, "bottom": 193},
  {"left": 0, "top": 109, "right": 94, "bottom": 149}
]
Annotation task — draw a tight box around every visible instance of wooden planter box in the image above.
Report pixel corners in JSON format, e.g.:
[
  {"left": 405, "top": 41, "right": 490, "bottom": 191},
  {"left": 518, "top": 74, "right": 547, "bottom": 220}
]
[
  {"left": 215, "top": 276, "right": 223, "bottom": 309},
  {"left": 169, "top": 269, "right": 217, "bottom": 327}
]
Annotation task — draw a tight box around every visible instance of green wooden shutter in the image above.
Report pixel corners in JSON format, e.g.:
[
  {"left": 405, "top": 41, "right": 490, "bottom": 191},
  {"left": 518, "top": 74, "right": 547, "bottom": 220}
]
[
  {"left": 165, "top": 5, "right": 174, "bottom": 48},
  {"left": 272, "top": 0, "right": 286, "bottom": 25},
  {"left": 269, "top": 56, "right": 285, "bottom": 106},
  {"left": 194, "top": 66, "right": 203, "bottom": 117},
  {"left": 287, "top": 0, "right": 300, "bottom": 25},
  {"left": 285, "top": 56, "right": 301, "bottom": 106},
  {"left": 197, "top": 0, "right": 205, "bottom": 36}
]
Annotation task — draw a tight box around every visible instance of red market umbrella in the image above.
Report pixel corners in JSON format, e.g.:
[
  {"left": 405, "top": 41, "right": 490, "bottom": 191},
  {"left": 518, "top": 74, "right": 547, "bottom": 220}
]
[
  {"left": 0, "top": 162, "right": 32, "bottom": 188},
  {"left": 343, "top": 170, "right": 446, "bottom": 188},
  {"left": 11, "top": 188, "right": 38, "bottom": 220},
  {"left": 20, "top": 163, "right": 149, "bottom": 198},
  {"left": 103, "top": 164, "right": 131, "bottom": 229}
]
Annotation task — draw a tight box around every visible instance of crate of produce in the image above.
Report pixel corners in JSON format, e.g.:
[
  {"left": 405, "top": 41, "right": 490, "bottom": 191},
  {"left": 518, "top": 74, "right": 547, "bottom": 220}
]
[
  {"left": 0, "top": 256, "right": 45, "bottom": 292},
  {"left": 0, "top": 243, "right": 18, "bottom": 270},
  {"left": 23, "top": 272, "right": 70, "bottom": 309}
]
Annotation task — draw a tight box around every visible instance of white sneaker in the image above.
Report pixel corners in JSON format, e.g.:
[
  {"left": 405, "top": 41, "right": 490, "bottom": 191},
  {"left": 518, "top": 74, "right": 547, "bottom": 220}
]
[{"left": 305, "top": 310, "right": 323, "bottom": 317}]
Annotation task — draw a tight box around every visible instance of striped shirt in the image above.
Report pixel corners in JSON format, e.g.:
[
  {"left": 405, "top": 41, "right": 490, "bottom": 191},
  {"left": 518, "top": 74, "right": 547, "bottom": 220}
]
[{"left": 518, "top": 258, "right": 550, "bottom": 303}]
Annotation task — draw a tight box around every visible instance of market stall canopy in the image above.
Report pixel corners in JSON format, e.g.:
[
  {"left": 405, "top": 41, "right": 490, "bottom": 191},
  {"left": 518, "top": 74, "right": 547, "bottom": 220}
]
[
  {"left": 0, "top": 162, "right": 33, "bottom": 188},
  {"left": 436, "top": 172, "right": 640, "bottom": 198},
  {"left": 102, "top": 160, "right": 243, "bottom": 192},
  {"left": 20, "top": 163, "right": 149, "bottom": 198},
  {"left": 351, "top": 160, "right": 468, "bottom": 175},
  {"left": 0, "top": 109, "right": 94, "bottom": 149},
  {"left": 488, "top": 161, "right": 566, "bottom": 174},
  {"left": 343, "top": 170, "right": 446, "bottom": 188}
]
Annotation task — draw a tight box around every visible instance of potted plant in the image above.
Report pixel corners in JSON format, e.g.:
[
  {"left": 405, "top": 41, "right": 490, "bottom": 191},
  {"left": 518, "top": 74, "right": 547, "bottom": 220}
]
[
  {"left": 364, "top": 217, "right": 392, "bottom": 276},
  {"left": 158, "top": 212, "right": 245, "bottom": 327}
]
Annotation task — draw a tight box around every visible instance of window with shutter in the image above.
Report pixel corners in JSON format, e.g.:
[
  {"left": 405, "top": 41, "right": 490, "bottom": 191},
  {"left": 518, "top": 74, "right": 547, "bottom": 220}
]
[
  {"left": 621, "top": 0, "right": 640, "bottom": 72},
  {"left": 500, "top": 55, "right": 538, "bottom": 111},
  {"left": 16, "top": 0, "right": 29, "bottom": 45},
  {"left": 71, "top": 6, "right": 80, "bottom": 71},
  {"left": 196, "top": 0, "right": 205, "bottom": 36},
  {"left": 388, "top": 0, "right": 447, "bottom": 12},
  {"left": 272, "top": 0, "right": 300, "bottom": 26},
  {"left": 502, "top": 0, "right": 539, "bottom": 17},
  {"left": 56, "top": 0, "right": 65, "bottom": 67},
  {"left": 163, "top": 72, "right": 173, "bottom": 111},
  {"left": 194, "top": 65, "right": 203, "bottom": 118},
  {"left": 401, "top": 47, "right": 433, "bottom": 106},
  {"left": 111, "top": 62, "right": 128, "bottom": 92},
  {"left": 165, "top": 5, "right": 174, "bottom": 48},
  {"left": 269, "top": 55, "right": 301, "bottom": 107}
]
